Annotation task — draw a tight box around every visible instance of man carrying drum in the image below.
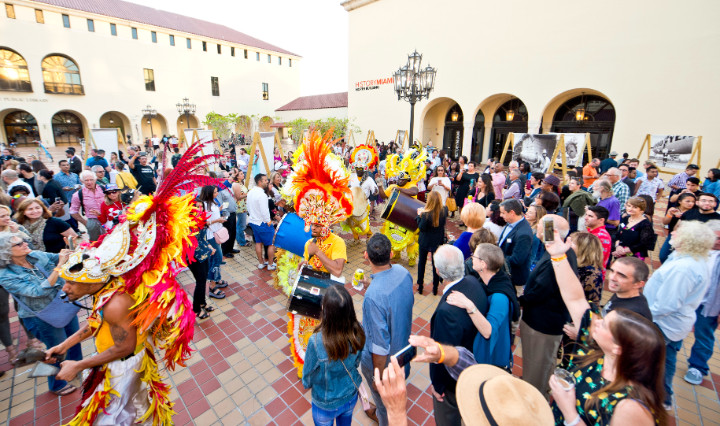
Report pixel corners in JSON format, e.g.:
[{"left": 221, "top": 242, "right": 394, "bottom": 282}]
[{"left": 300, "top": 223, "right": 347, "bottom": 283}]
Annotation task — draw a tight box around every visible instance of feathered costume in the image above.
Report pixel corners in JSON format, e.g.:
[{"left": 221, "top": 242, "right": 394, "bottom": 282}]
[
  {"left": 58, "top": 141, "right": 223, "bottom": 425},
  {"left": 279, "top": 130, "right": 354, "bottom": 376},
  {"left": 343, "top": 144, "right": 378, "bottom": 240},
  {"left": 382, "top": 147, "right": 427, "bottom": 266}
]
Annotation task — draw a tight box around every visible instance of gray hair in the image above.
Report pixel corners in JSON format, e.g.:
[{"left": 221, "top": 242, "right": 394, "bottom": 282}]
[
  {"left": 607, "top": 167, "right": 622, "bottom": 177},
  {"left": 91, "top": 165, "right": 104, "bottom": 173},
  {"left": 79, "top": 170, "right": 96, "bottom": 181},
  {"left": 433, "top": 245, "right": 465, "bottom": 282},
  {"left": 1, "top": 169, "right": 18, "bottom": 180},
  {"left": 509, "top": 161, "right": 519, "bottom": 169},
  {"left": 706, "top": 220, "right": 720, "bottom": 233},
  {"left": 0, "top": 232, "right": 27, "bottom": 268}
]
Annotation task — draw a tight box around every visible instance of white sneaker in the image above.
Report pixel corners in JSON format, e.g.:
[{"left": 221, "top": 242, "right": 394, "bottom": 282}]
[
  {"left": 268, "top": 263, "right": 277, "bottom": 271},
  {"left": 684, "top": 367, "right": 703, "bottom": 385},
  {"left": 257, "top": 263, "right": 266, "bottom": 269}
]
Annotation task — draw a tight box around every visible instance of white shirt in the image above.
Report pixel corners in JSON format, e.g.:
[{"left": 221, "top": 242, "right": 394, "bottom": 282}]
[
  {"left": 442, "top": 277, "right": 464, "bottom": 295},
  {"left": 431, "top": 156, "right": 441, "bottom": 170},
  {"left": 247, "top": 186, "right": 271, "bottom": 226},
  {"left": 634, "top": 177, "right": 664, "bottom": 201},
  {"left": 428, "top": 176, "right": 452, "bottom": 204}
]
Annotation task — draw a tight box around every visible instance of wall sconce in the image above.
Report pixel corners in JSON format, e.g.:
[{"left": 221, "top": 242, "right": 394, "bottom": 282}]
[
  {"left": 451, "top": 111, "right": 459, "bottom": 122},
  {"left": 506, "top": 109, "right": 515, "bottom": 121},
  {"left": 109, "top": 118, "right": 114, "bottom": 124},
  {"left": 180, "top": 120, "right": 183, "bottom": 124},
  {"left": 147, "top": 119, "right": 151, "bottom": 124},
  {"left": 575, "top": 92, "right": 586, "bottom": 121}
]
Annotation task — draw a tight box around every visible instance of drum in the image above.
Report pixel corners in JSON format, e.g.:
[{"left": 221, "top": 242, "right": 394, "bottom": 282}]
[
  {"left": 273, "top": 213, "right": 313, "bottom": 257},
  {"left": 381, "top": 189, "right": 425, "bottom": 231},
  {"left": 287, "top": 268, "right": 333, "bottom": 319}
]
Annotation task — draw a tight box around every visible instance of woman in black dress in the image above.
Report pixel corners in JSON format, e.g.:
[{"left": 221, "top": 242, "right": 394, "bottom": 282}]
[
  {"left": 473, "top": 174, "right": 495, "bottom": 207},
  {"left": 415, "top": 191, "right": 446, "bottom": 295},
  {"left": 613, "top": 196, "right": 656, "bottom": 261}
]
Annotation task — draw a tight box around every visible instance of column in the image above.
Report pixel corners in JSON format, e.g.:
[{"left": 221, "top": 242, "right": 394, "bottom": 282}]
[{"left": 462, "top": 121, "right": 473, "bottom": 159}]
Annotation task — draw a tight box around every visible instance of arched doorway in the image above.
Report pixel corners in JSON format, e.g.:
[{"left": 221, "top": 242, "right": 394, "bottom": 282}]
[
  {"left": 141, "top": 114, "right": 168, "bottom": 140},
  {"left": 52, "top": 111, "right": 84, "bottom": 145},
  {"left": 471, "top": 110, "right": 485, "bottom": 163},
  {"left": 3, "top": 110, "right": 39, "bottom": 145},
  {"left": 442, "top": 104, "right": 463, "bottom": 160},
  {"left": 176, "top": 114, "right": 199, "bottom": 137},
  {"left": 99, "top": 111, "right": 129, "bottom": 140},
  {"left": 549, "top": 94, "right": 615, "bottom": 161},
  {"left": 490, "top": 98, "right": 528, "bottom": 164}
]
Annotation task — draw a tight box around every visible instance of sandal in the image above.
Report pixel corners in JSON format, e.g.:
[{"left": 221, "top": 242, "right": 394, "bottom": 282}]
[
  {"left": 196, "top": 309, "right": 209, "bottom": 320},
  {"left": 53, "top": 384, "right": 77, "bottom": 396},
  {"left": 208, "top": 287, "right": 226, "bottom": 299},
  {"left": 201, "top": 304, "right": 215, "bottom": 312},
  {"left": 6, "top": 345, "right": 18, "bottom": 365},
  {"left": 214, "top": 280, "right": 229, "bottom": 289}
]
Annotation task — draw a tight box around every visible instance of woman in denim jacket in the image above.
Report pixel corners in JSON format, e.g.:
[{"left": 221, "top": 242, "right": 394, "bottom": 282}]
[{"left": 302, "top": 284, "right": 365, "bottom": 426}]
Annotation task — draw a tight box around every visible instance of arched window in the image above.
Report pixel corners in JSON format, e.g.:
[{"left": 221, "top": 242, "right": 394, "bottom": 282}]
[
  {"left": 3, "top": 111, "right": 39, "bottom": 145},
  {"left": 42, "top": 55, "right": 84, "bottom": 95},
  {"left": 0, "top": 48, "right": 32, "bottom": 92},
  {"left": 490, "top": 98, "right": 528, "bottom": 163},
  {"left": 52, "top": 111, "right": 84, "bottom": 145},
  {"left": 550, "top": 94, "right": 615, "bottom": 161}
]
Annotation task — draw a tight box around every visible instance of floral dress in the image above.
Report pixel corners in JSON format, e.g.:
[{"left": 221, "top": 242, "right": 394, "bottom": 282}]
[{"left": 552, "top": 307, "right": 658, "bottom": 425}]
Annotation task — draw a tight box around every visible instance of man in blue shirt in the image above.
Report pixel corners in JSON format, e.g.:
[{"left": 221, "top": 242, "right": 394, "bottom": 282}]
[
  {"left": 85, "top": 149, "right": 110, "bottom": 179},
  {"left": 599, "top": 151, "right": 619, "bottom": 174},
  {"left": 360, "top": 234, "right": 413, "bottom": 426}
]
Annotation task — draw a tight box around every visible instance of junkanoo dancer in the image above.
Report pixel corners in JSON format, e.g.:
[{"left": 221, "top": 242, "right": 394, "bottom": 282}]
[
  {"left": 380, "top": 146, "right": 427, "bottom": 266},
  {"left": 345, "top": 144, "right": 379, "bottom": 240},
  {"left": 46, "top": 142, "right": 222, "bottom": 425}
]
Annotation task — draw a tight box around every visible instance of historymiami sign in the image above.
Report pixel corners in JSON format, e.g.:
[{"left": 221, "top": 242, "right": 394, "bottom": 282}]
[{"left": 354, "top": 77, "right": 394, "bottom": 92}]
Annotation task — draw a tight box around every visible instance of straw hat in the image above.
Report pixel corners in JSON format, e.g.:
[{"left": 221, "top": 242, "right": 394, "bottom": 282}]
[{"left": 456, "top": 365, "right": 554, "bottom": 425}]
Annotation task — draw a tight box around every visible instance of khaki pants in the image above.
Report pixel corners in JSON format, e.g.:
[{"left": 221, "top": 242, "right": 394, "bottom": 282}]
[{"left": 519, "top": 319, "right": 562, "bottom": 399}]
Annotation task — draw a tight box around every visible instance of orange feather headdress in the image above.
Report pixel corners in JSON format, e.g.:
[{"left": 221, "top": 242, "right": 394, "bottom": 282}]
[{"left": 286, "top": 130, "right": 353, "bottom": 233}]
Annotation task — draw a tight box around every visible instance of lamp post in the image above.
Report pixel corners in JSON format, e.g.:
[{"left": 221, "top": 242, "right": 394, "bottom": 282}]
[
  {"left": 393, "top": 50, "right": 436, "bottom": 147},
  {"left": 176, "top": 97, "right": 197, "bottom": 132},
  {"left": 142, "top": 105, "right": 157, "bottom": 139}
]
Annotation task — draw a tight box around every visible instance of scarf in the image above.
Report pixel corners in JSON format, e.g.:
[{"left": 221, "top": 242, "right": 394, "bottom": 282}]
[
  {"left": 24, "top": 218, "right": 47, "bottom": 252},
  {"left": 484, "top": 268, "right": 521, "bottom": 322}
]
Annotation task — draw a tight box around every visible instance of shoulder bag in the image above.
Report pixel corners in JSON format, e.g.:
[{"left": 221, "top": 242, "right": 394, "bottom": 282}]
[
  {"left": 340, "top": 358, "right": 376, "bottom": 419},
  {"left": 14, "top": 264, "right": 80, "bottom": 328}
]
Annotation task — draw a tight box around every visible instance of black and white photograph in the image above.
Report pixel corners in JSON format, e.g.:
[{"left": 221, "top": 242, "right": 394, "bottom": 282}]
[
  {"left": 512, "top": 133, "right": 558, "bottom": 173},
  {"left": 648, "top": 135, "right": 697, "bottom": 170},
  {"left": 551, "top": 133, "right": 587, "bottom": 167}
]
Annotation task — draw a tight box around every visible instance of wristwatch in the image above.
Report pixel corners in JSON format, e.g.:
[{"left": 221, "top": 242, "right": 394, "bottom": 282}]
[{"left": 467, "top": 306, "right": 477, "bottom": 315}]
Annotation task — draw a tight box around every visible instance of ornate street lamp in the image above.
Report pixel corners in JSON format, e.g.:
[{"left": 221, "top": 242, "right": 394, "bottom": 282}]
[
  {"left": 393, "top": 50, "right": 436, "bottom": 146},
  {"left": 176, "top": 97, "right": 197, "bottom": 132},
  {"left": 142, "top": 105, "right": 157, "bottom": 138}
]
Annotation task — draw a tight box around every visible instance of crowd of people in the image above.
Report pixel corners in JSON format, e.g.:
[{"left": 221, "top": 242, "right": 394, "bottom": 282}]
[{"left": 0, "top": 136, "right": 718, "bottom": 425}]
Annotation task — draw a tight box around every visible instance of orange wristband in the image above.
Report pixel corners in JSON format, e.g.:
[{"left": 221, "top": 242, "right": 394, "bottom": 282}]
[
  {"left": 551, "top": 254, "right": 567, "bottom": 262},
  {"left": 437, "top": 342, "right": 445, "bottom": 364}
]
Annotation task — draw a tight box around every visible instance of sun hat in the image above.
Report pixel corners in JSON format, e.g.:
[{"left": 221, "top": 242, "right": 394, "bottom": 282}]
[
  {"left": 102, "top": 184, "right": 120, "bottom": 193},
  {"left": 609, "top": 151, "right": 618, "bottom": 157},
  {"left": 456, "top": 365, "right": 554, "bottom": 425}
]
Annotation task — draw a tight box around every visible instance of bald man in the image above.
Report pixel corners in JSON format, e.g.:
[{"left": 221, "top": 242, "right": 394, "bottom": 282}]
[{"left": 518, "top": 215, "right": 579, "bottom": 399}]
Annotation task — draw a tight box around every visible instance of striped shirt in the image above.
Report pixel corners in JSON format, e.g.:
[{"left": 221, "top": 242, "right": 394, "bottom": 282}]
[{"left": 668, "top": 172, "right": 690, "bottom": 190}]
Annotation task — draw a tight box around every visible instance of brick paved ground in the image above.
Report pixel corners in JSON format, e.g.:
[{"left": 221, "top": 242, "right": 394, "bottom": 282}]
[{"left": 0, "top": 196, "right": 719, "bottom": 425}]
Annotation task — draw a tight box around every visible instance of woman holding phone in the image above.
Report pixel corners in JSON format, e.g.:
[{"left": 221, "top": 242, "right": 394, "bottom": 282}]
[{"left": 302, "top": 284, "right": 365, "bottom": 426}]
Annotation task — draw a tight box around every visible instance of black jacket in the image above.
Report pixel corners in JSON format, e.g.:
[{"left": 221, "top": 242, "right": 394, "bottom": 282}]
[
  {"left": 430, "top": 276, "right": 488, "bottom": 395},
  {"left": 416, "top": 211, "right": 446, "bottom": 251},
  {"left": 519, "top": 249, "right": 579, "bottom": 335},
  {"left": 69, "top": 156, "right": 82, "bottom": 175},
  {"left": 498, "top": 218, "right": 534, "bottom": 287}
]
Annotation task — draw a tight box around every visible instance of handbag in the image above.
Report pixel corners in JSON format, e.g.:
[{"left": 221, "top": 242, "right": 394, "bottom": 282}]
[
  {"left": 340, "top": 359, "right": 376, "bottom": 416},
  {"left": 446, "top": 197, "right": 457, "bottom": 212},
  {"left": 14, "top": 265, "right": 80, "bottom": 328},
  {"left": 213, "top": 227, "right": 230, "bottom": 244}
]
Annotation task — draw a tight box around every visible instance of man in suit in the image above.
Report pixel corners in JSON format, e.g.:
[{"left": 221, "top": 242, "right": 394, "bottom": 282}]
[
  {"left": 430, "top": 245, "right": 488, "bottom": 426},
  {"left": 498, "top": 199, "right": 534, "bottom": 287},
  {"left": 518, "top": 214, "right": 578, "bottom": 399}
]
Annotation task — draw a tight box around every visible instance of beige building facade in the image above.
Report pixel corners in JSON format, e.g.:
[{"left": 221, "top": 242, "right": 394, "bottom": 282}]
[
  {"left": 344, "top": 0, "right": 720, "bottom": 171},
  {"left": 1, "top": 0, "right": 301, "bottom": 147}
]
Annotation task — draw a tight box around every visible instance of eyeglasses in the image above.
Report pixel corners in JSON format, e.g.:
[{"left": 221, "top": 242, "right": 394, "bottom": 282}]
[
  {"left": 11, "top": 240, "right": 25, "bottom": 248},
  {"left": 471, "top": 255, "right": 483, "bottom": 261}
]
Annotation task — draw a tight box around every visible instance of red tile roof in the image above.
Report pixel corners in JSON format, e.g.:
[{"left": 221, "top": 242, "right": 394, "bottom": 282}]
[
  {"left": 29, "top": 0, "right": 299, "bottom": 56},
  {"left": 275, "top": 92, "right": 348, "bottom": 111}
]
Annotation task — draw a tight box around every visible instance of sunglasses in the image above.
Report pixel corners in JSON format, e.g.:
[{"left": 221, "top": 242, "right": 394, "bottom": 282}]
[{"left": 12, "top": 240, "right": 25, "bottom": 248}]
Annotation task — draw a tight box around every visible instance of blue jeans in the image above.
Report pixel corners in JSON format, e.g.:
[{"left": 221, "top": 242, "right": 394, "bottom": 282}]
[
  {"left": 207, "top": 238, "right": 223, "bottom": 282},
  {"left": 687, "top": 304, "right": 718, "bottom": 376},
  {"left": 311, "top": 393, "right": 357, "bottom": 426},
  {"left": 659, "top": 326, "right": 683, "bottom": 405},
  {"left": 22, "top": 316, "right": 82, "bottom": 392},
  {"left": 659, "top": 237, "right": 673, "bottom": 264},
  {"left": 236, "top": 212, "right": 248, "bottom": 245}
]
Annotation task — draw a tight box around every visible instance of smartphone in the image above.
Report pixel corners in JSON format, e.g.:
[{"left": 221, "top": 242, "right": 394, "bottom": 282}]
[
  {"left": 393, "top": 344, "right": 417, "bottom": 368},
  {"left": 542, "top": 218, "right": 555, "bottom": 243},
  {"left": 54, "top": 197, "right": 62, "bottom": 204}
]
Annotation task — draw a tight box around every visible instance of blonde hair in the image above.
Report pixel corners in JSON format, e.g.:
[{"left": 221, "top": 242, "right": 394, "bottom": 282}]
[
  {"left": 0, "top": 205, "right": 12, "bottom": 232},
  {"left": 460, "top": 202, "right": 486, "bottom": 229},
  {"left": 573, "top": 232, "right": 604, "bottom": 269},
  {"left": 422, "top": 191, "right": 444, "bottom": 227},
  {"left": 671, "top": 221, "right": 715, "bottom": 259},
  {"left": 527, "top": 205, "right": 547, "bottom": 231}
]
